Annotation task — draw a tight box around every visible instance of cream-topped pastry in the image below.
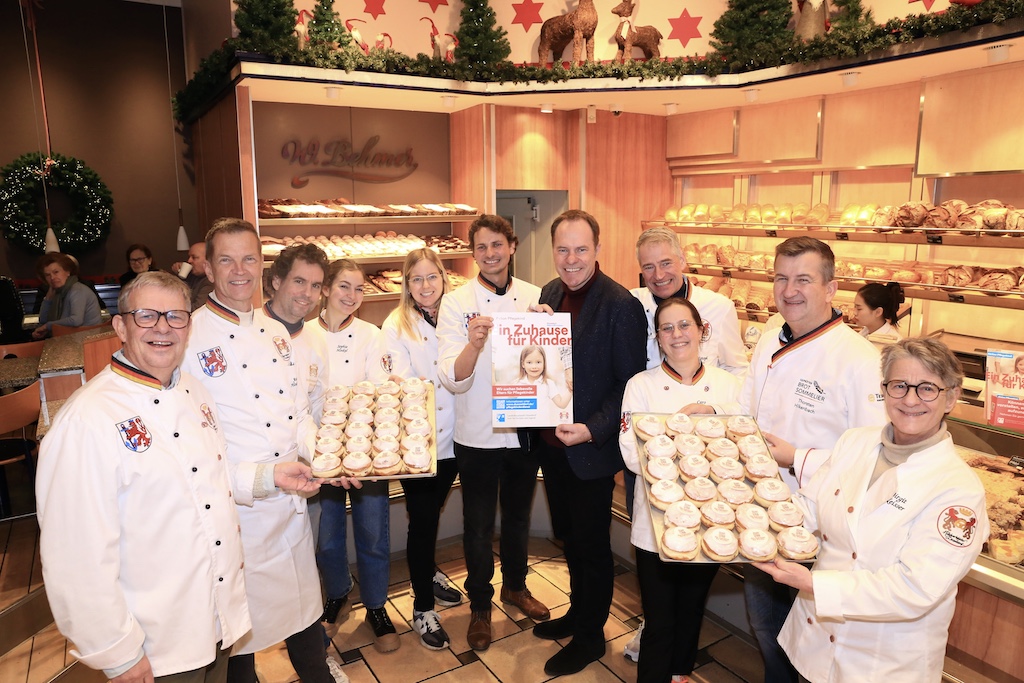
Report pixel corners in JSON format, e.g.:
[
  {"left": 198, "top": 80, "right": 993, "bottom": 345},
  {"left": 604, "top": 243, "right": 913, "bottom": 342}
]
[
  {"left": 325, "top": 385, "right": 351, "bottom": 401},
  {"left": 341, "top": 452, "right": 371, "bottom": 477},
  {"left": 709, "top": 456, "right": 744, "bottom": 483},
  {"left": 745, "top": 453, "right": 780, "bottom": 482},
  {"left": 403, "top": 404, "right": 429, "bottom": 423},
  {"left": 372, "top": 436, "right": 400, "bottom": 455},
  {"left": 317, "top": 424, "right": 343, "bottom": 441},
  {"left": 321, "top": 409, "right": 346, "bottom": 426},
  {"left": 401, "top": 377, "right": 426, "bottom": 396},
  {"left": 403, "top": 445, "right": 432, "bottom": 473},
  {"left": 374, "top": 407, "right": 401, "bottom": 425},
  {"left": 348, "top": 394, "right": 374, "bottom": 412},
  {"left": 377, "top": 380, "right": 402, "bottom": 396},
  {"left": 401, "top": 393, "right": 427, "bottom": 409},
  {"left": 776, "top": 526, "right": 819, "bottom": 560},
  {"left": 371, "top": 451, "right": 403, "bottom": 476},
  {"left": 678, "top": 454, "right": 711, "bottom": 482},
  {"left": 739, "top": 528, "right": 778, "bottom": 562},
  {"left": 645, "top": 434, "right": 677, "bottom": 460},
  {"left": 753, "top": 478, "right": 792, "bottom": 507},
  {"left": 695, "top": 416, "right": 726, "bottom": 442},
  {"left": 735, "top": 503, "right": 770, "bottom": 532},
  {"left": 345, "top": 434, "right": 371, "bottom": 454},
  {"left": 314, "top": 436, "right": 342, "bottom": 458},
  {"left": 736, "top": 434, "right": 769, "bottom": 461},
  {"left": 375, "top": 422, "right": 401, "bottom": 440},
  {"left": 375, "top": 393, "right": 400, "bottom": 411},
  {"left": 645, "top": 456, "right": 679, "bottom": 484},
  {"left": 663, "top": 500, "right": 701, "bottom": 530},
  {"left": 674, "top": 433, "right": 706, "bottom": 458},
  {"left": 717, "top": 479, "right": 754, "bottom": 508},
  {"left": 634, "top": 414, "right": 666, "bottom": 441},
  {"left": 684, "top": 476, "right": 717, "bottom": 504},
  {"left": 726, "top": 415, "right": 758, "bottom": 439},
  {"left": 649, "top": 479, "right": 686, "bottom": 510},
  {"left": 705, "top": 437, "right": 740, "bottom": 461},
  {"left": 406, "top": 417, "right": 432, "bottom": 438},
  {"left": 344, "top": 421, "right": 373, "bottom": 439},
  {"left": 701, "top": 527, "right": 739, "bottom": 561},
  {"left": 767, "top": 501, "right": 804, "bottom": 531},
  {"left": 665, "top": 412, "right": 695, "bottom": 437},
  {"left": 661, "top": 526, "right": 699, "bottom": 561},
  {"left": 700, "top": 500, "right": 736, "bottom": 529},
  {"left": 352, "top": 380, "right": 376, "bottom": 396},
  {"left": 349, "top": 407, "right": 374, "bottom": 425},
  {"left": 323, "top": 396, "right": 349, "bottom": 413},
  {"left": 311, "top": 454, "right": 343, "bottom": 478},
  {"left": 401, "top": 433, "right": 429, "bottom": 453}
]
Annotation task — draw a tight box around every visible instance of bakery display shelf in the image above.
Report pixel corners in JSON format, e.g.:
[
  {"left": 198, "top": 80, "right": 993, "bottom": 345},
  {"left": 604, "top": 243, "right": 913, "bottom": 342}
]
[
  {"left": 964, "top": 555, "right": 1024, "bottom": 605},
  {"left": 363, "top": 291, "right": 400, "bottom": 302},
  {"left": 262, "top": 249, "right": 472, "bottom": 269},
  {"left": 259, "top": 214, "right": 480, "bottom": 228}
]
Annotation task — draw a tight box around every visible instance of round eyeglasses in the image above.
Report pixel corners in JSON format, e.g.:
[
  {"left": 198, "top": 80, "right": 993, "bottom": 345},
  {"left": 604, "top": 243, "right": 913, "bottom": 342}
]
[
  {"left": 881, "top": 380, "right": 947, "bottom": 402},
  {"left": 122, "top": 309, "right": 191, "bottom": 329}
]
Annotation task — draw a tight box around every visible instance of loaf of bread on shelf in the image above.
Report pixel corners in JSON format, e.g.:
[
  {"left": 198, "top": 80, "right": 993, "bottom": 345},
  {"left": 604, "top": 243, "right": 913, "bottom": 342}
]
[
  {"left": 892, "top": 269, "right": 922, "bottom": 283},
  {"left": 709, "top": 204, "right": 728, "bottom": 223},
  {"left": 699, "top": 244, "right": 719, "bottom": 265},
  {"left": 943, "top": 265, "right": 977, "bottom": 287},
  {"left": 839, "top": 204, "right": 860, "bottom": 226},
  {"left": 748, "top": 253, "right": 766, "bottom": 271},
  {"left": 925, "top": 205, "right": 958, "bottom": 230},
  {"left": 791, "top": 203, "right": 810, "bottom": 223},
  {"left": 1006, "top": 209, "right": 1024, "bottom": 234},
  {"left": 977, "top": 269, "right": 1019, "bottom": 291},
  {"left": 730, "top": 280, "right": 751, "bottom": 308},
  {"left": 693, "top": 204, "right": 710, "bottom": 221},
  {"left": 728, "top": 205, "right": 747, "bottom": 222},
  {"left": 983, "top": 207, "right": 1010, "bottom": 234},
  {"left": 734, "top": 251, "right": 751, "bottom": 268},
  {"left": 834, "top": 260, "right": 849, "bottom": 277},
  {"left": 684, "top": 243, "right": 701, "bottom": 264},
  {"left": 776, "top": 203, "right": 793, "bottom": 224},
  {"left": 847, "top": 262, "right": 865, "bottom": 278},
  {"left": 804, "top": 203, "right": 830, "bottom": 226},
  {"left": 895, "top": 202, "right": 932, "bottom": 228},
  {"left": 665, "top": 206, "right": 680, "bottom": 222},
  {"left": 872, "top": 206, "right": 897, "bottom": 230},
  {"left": 705, "top": 276, "right": 728, "bottom": 293},
  {"left": 956, "top": 207, "right": 985, "bottom": 234},
  {"left": 864, "top": 266, "right": 894, "bottom": 280},
  {"left": 746, "top": 287, "right": 770, "bottom": 311},
  {"left": 855, "top": 204, "right": 878, "bottom": 226},
  {"left": 760, "top": 204, "right": 777, "bottom": 224},
  {"left": 679, "top": 204, "right": 696, "bottom": 221},
  {"left": 717, "top": 282, "right": 733, "bottom": 299},
  {"left": 942, "top": 199, "right": 969, "bottom": 216},
  {"left": 717, "top": 245, "right": 737, "bottom": 266},
  {"left": 745, "top": 204, "right": 762, "bottom": 223},
  {"left": 767, "top": 293, "right": 778, "bottom": 312}
]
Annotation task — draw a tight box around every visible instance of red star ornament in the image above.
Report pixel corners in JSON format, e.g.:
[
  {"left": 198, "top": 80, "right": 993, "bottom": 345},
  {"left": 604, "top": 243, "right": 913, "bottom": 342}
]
[
  {"left": 420, "top": 0, "right": 448, "bottom": 11},
  {"left": 364, "top": 0, "right": 386, "bottom": 20},
  {"left": 908, "top": 0, "right": 937, "bottom": 10},
  {"left": 668, "top": 8, "right": 702, "bottom": 48},
  {"left": 512, "top": 0, "right": 544, "bottom": 32}
]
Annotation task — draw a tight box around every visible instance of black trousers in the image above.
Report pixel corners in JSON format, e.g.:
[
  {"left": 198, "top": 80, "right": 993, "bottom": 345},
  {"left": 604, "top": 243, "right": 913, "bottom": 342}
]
[
  {"left": 454, "top": 442, "right": 540, "bottom": 611},
  {"left": 635, "top": 547, "right": 720, "bottom": 682},
  {"left": 401, "top": 456, "right": 460, "bottom": 613},
  {"left": 226, "top": 619, "right": 330, "bottom": 683},
  {"left": 537, "top": 442, "right": 615, "bottom": 647}
]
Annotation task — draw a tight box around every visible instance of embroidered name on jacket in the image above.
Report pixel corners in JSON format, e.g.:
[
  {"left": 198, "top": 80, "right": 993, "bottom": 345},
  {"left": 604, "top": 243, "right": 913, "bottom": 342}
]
[{"left": 794, "top": 378, "right": 826, "bottom": 413}]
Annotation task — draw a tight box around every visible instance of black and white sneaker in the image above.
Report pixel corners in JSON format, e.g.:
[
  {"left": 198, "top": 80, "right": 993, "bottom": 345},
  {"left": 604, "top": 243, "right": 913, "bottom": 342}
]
[
  {"left": 413, "top": 609, "right": 451, "bottom": 650},
  {"left": 431, "top": 570, "right": 463, "bottom": 606}
]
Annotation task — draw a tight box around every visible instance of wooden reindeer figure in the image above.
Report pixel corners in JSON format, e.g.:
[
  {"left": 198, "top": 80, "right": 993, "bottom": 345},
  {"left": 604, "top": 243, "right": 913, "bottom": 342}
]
[
  {"left": 611, "top": 0, "right": 663, "bottom": 62},
  {"left": 537, "top": 0, "right": 599, "bottom": 66}
]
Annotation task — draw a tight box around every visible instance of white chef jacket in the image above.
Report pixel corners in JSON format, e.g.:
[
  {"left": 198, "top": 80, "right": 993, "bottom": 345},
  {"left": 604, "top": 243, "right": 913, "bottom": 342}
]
[
  {"left": 860, "top": 321, "right": 902, "bottom": 341},
  {"left": 631, "top": 282, "right": 749, "bottom": 376},
  {"left": 740, "top": 315, "right": 887, "bottom": 491},
  {"left": 618, "top": 362, "right": 742, "bottom": 552},
  {"left": 182, "top": 295, "right": 321, "bottom": 655},
  {"left": 381, "top": 308, "right": 456, "bottom": 460},
  {"left": 36, "top": 354, "right": 250, "bottom": 677},
  {"left": 260, "top": 304, "right": 329, "bottom": 421},
  {"left": 437, "top": 276, "right": 541, "bottom": 449},
  {"left": 308, "top": 312, "right": 390, "bottom": 387},
  {"left": 780, "top": 427, "right": 989, "bottom": 682}
]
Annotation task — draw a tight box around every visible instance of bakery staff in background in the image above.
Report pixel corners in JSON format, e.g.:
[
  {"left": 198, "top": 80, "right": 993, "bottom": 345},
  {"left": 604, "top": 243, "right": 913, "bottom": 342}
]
[
  {"left": 532, "top": 210, "right": 647, "bottom": 677},
  {"left": 172, "top": 241, "right": 215, "bottom": 310},
  {"left": 37, "top": 272, "right": 259, "bottom": 683},
  {"left": 756, "top": 338, "right": 989, "bottom": 682},
  {"left": 740, "top": 236, "right": 886, "bottom": 683},
  {"left": 852, "top": 282, "right": 904, "bottom": 341},
  {"left": 182, "top": 218, "right": 340, "bottom": 683},
  {"left": 436, "top": 215, "right": 552, "bottom": 653}
]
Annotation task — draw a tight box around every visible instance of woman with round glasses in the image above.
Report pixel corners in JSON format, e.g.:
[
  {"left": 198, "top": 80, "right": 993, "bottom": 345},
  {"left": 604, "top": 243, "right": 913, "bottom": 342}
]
[
  {"left": 618, "top": 297, "right": 742, "bottom": 683},
  {"left": 755, "top": 337, "right": 989, "bottom": 682},
  {"left": 119, "top": 243, "right": 159, "bottom": 287},
  {"left": 381, "top": 248, "right": 461, "bottom": 651}
]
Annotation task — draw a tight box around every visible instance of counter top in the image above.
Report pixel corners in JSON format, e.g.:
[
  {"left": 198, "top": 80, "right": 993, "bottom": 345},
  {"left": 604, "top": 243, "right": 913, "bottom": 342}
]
[
  {"left": 37, "top": 326, "right": 115, "bottom": 375},
  {"left": 0, "top": 356, "right": 40, "bottom": 389}
]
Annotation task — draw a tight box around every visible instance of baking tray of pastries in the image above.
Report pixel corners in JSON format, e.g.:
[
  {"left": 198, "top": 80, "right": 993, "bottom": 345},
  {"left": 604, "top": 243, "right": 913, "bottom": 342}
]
[
  {"left": 310, "top": 379, "right": 437, "bottom": 480},
  {"left": 632, "top": 413, "right": 819, "bottom": 563}
]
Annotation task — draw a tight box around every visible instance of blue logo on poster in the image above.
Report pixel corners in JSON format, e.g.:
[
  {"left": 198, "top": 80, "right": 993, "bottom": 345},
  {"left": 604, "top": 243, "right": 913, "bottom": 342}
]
[{"left": 497, "top": 414, "right": 506, "bottom": 423}]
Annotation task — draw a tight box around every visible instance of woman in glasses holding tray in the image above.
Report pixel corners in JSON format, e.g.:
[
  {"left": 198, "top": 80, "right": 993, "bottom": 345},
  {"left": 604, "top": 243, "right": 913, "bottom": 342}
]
[
  {"left": 756, "top": 338, "right": 989, "bottom": 682},
  {"left": 618, "top": 297, "right": 742, "bottom": 683},
  {"left": 381, "top": 249, "right": 462, "bottom": 652}
]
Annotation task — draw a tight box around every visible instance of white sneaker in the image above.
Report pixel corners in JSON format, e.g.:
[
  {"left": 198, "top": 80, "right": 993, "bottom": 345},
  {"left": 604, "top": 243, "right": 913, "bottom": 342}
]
[
  {"left": 624, "top": 618, "right": 644, "bottom": 662},
  {"left": 326, "top": 654, "right": 350, "bottom": 683},
  {"left": 413, "top": 609, "right": 451, "bottom": 650}
]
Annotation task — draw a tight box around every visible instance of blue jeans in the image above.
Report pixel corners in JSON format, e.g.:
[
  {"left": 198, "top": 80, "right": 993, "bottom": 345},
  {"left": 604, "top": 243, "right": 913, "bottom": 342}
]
[
  {"left": 742, "top": 563, "right": 799, "bottom": 683},
  {"left": 316, "top": 480, "right": 390, "bottom": 609}
]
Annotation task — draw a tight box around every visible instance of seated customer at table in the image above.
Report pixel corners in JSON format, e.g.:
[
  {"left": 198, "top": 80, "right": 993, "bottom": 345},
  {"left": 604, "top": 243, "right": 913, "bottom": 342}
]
[
  {"left": 33, "top": 253, "right": 102, "bottom": 339},
  {"left": 119, "top": 243, "right": 159, "bottom": 287}
]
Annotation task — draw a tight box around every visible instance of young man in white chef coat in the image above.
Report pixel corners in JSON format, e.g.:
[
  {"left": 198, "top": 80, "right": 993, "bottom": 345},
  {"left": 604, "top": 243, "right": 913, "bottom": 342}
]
[
  {"left": 37, "top": 271, "right": 307, "bottom": 683},
  {"left": 740, "top": 236, "right": 886, "bottom": 683},
  {"left": 182, "top": 219, "right": 345, "bottom": 683}
]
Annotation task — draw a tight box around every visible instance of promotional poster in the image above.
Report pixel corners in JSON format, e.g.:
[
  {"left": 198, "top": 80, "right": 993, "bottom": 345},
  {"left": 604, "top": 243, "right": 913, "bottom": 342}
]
[{"left": 491, "top": 312, "right": 573, "bottom": 428}]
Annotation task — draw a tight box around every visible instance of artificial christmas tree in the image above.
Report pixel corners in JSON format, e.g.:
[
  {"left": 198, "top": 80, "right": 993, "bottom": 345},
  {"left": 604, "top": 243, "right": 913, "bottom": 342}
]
[
  {"left": 234, "top": 0, "right": 299, "bottom": 57},
  {"left": 454, "top": 0, "right": 511, "bottom": 70},
  {"left": 308, "top": 0, "right": 348, "bottom": 47},
  {"left": 710, "top": 0, "right": 795, "bottom": 71}
]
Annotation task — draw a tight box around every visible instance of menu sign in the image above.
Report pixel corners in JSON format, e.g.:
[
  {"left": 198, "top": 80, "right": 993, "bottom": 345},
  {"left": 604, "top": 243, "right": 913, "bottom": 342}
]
[
  {"left": 491, "top": 312, "right": 573, "bottom": 428},
  {"left": 985, "top": 350, "right": 1024, "bottom": 433}
]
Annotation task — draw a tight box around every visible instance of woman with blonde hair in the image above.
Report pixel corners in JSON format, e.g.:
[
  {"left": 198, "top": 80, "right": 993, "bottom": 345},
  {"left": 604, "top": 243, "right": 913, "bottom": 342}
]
[{"left": 381, "top": 248, "right": 463, "bottom": 650}]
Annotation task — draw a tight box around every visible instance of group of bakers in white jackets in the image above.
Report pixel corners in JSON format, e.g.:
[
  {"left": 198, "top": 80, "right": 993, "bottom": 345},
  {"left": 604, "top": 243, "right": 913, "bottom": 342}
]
[{"left": 35, "top": 215, "right": 988, "bottom": 683}]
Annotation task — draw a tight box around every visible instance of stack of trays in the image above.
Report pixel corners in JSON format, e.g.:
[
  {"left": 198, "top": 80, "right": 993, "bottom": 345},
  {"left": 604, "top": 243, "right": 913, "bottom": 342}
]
[{"left": 633, "top": 413, "right": 819, "bottom": 563}]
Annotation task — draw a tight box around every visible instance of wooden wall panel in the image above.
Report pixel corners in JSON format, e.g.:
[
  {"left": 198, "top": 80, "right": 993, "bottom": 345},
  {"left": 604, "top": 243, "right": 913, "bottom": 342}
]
[
  {"left": 449, "top": 104, "right": 490, "bottom": 276},
  {"left": 681, "top": 176, "right": 736, "bottom": 207},
  {"left": 832, "top": 168, "right": 915, "bottom": 207},
  {"left": 584, "top": 110, "right": 673, "bottom": 288},
  {"left": 192, "top": 93, "right": 243, "bottom": 231},
  {"left": 822, "top": 83, "right": 920, "bottom": 169},
  {"left": 666, "top": 109, "right": 736, "bottom": 160},
  {"left": 919, "top": 62, "right": 1024, "bottom": 175},
  {"left": 737, "top": 98, "right": 822, "bottom": 164},
  {"left": 494, "top": 106, "right": 571, "bottom": 190},
  {"left": 749, "top": 172, "right": 816, "bottom": 206},
  {"left": 947, "top": 582, "right": 1024, "bottom": 679}
]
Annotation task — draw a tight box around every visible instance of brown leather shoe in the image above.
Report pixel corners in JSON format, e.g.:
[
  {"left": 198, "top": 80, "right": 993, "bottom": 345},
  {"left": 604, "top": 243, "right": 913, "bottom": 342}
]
[
  {"left": 500, "top": 586, "right": 550, "bottom": 621},
  {"left": 467, "top": 610, "right": 492, "bottom": 651}
]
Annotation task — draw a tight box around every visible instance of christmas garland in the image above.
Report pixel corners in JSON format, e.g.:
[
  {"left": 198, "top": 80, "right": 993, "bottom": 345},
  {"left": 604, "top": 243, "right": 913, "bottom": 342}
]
[{"left": 0, "top": 152, "right": 113, "bottom": 254}]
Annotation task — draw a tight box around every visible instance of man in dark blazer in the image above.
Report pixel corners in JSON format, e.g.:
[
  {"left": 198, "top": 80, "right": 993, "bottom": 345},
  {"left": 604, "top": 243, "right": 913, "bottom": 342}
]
[{"left": 531, "top": 209, "right": 647, "bottom": 677}]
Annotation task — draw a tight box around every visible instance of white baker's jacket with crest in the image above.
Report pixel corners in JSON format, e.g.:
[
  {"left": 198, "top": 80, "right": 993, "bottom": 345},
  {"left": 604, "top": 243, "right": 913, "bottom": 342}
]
[
  {"left": 182, "top": 296, "right": 320, "bottom": 655},
  {"left": 780, "top": 426, "right": 990, "bottom": 683}
]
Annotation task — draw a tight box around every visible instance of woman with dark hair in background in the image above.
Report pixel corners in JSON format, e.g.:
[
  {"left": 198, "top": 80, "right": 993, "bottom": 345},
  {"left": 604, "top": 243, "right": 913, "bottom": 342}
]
[
  {"left": 32, "top": 253, "right": 102, "bottom": 339},
  {"left": 852, "top": 282, "right": 904, "bottom": 340},
  {"left": 119, "top": 243, "right": 158, "bottom": 286}
]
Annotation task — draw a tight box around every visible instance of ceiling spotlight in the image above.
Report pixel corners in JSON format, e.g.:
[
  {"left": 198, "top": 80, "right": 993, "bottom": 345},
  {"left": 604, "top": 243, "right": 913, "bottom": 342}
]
[
  {"left": 540, "top": 103, "right": 554, "bottom": 113},
  {"left": 743, "top": 88, "right": 759, "bottom": 103},
  {"left": 441, "top": 95, "right": 456, "bottom": 109},
  {"left": 841, "top": 71, "right": 860, "bottom": 87},
  {"left": 324, "top": 86, "right": 340, "bottom": 100},
  {"left": 610, "top": 103, "right": 624, "bottom": 116},
  {"left": 986, "top": 44, "right": 1011, "bottom": 65},
  {"left": 664, "top": 103, "right": 679, "bottom": 115}
]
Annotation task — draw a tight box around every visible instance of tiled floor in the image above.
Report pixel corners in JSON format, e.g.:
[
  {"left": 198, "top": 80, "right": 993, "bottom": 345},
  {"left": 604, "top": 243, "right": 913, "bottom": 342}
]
[{"left": 254, "top": 537, "right": 764, "bottom": 683}]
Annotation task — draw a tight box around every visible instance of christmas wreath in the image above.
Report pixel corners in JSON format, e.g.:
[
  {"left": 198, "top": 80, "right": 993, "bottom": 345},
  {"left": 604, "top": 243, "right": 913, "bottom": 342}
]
[{"left": 0, "top": 152, "right": 113, "bottom": 254}]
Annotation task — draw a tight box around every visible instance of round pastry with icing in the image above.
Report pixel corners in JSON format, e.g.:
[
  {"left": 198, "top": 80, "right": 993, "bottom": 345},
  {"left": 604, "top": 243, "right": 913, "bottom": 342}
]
[
  {"left": 726, "top": 415, "right": 758, "bottom": 440},
  {"left": 736, "top": 434, "right": 769, "bottom": 461},
  {"left": 717, "top": 479, "right": 754, "bottom": 509},
  {"left": 344, "top": 421, "right": 373, "bottom": 440},
  {"left": 753, "top": 478, "right": 792, "bottom": 507},
  {"left": 745, "top": 453, "right": 780, "bottom": 482},
  {"left": 701, "top": 527, "right": 739, "bottom": 562},
  {"left": 311, "top": 454, "right": 343, "bottom": 478},
  {"left": 661, "top": 526, "right": 699, "bottom": 561},
  {"left": 323, "top": 396, "right": 349, "bottom": 413},
  {"left": 695, "top": 417, "right": 726, "bottom": 443},
  {"left": 645, "top": 456, "right": 679, "bottom": 485},
  {"left": 375, "top": 393, "right": 400, "bottom": 411},
  {"left": 634, "top": 414, "right": 666, "bottom": 441},
  {"left": 674, "top": 433, "right": 706, "bottom": 458},
  {"left": 375, "top": 422, "right": 400, "bottom": 440},
  {"left": 663, "top": 500, "right": 701, "bottom": 530},
  {"left": 402, "top": 393, "right": 427, "bottom": 409},
  {"left": 684, "top": 476, "right": 717, "bottom": 505},
  {"left": 402, "top": 404, "right": 429, "bottom": 424},
  {"left": 401, "top": 433, "right": 430, "bottom": 454},
  {"left": 377, "top": 380, "right": 402, "bottom": 397},
  {"left": 645, "top": 434, "right": 677, "bottom": 460},
  {"left": 341, "top": 451, "right": 372, "bottom": 477},
  {"left": 649, "top": 479, "right": 686, "bottom": 511},
  {"left": 705, "top": 437, "right": 740, "bottom": 461},
  {"left": 348, "top": 394, "right": 374, "bottom": 412},
  {"left": 352, "top": 380, "right": 376, "bottom": 397},
  {"left": 665, "top": 411, "right": 695, "bottom": 437},
  {"left": 371, "top": 451, "right": 404, "bottom": 476},
  {"left": 372, "top": 436, "right": 400, "bottom": 456},
  {"left": 317, "top": 424, "right": 343, "bottom": 441},
  {"left": 403, "top": 444, "right": 432, "bottom": 474},
  {"left": 321, "top": 409, "right": 347, "bottom": 426},
  {"left": 405, "top": 417, "right": 432, "bottom": 439},
  {"left": 776, "top": 526, "right": 819, "bottom": 560},
  {"left": 314, "top": 436, "right": 342, "bottom": 458},
  {"left": 700, "top": 500, "right": 736, "bottom": 529},
  {"left": 374, "top": 407, "right": 401, "bottom": 425},
  {"left": 735, "top": 503, "right": 770, "bottom": 533},
  {"left": 349, "top": 407, "right": 375, "bottom": 425},
  {"left": 325, "top": 385, "right": 351, "bottom": 401},
  {"left": 767, "top": 501, "right": 804, "bottom": 532},
  {"left": 709, "top": 457, "right": 744, "bottom": 484},
  {"left": 739, "top": 528, "right": 778, "bottom": 562},
  {"left": 678, "top": 454, "right": 711, "bottom": 482},
  {"left": 345, "top": 434, "right": 371, "bottom": 455},
  {"left": 401, "top": 377, "right": 427, "bottom": 397}
]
